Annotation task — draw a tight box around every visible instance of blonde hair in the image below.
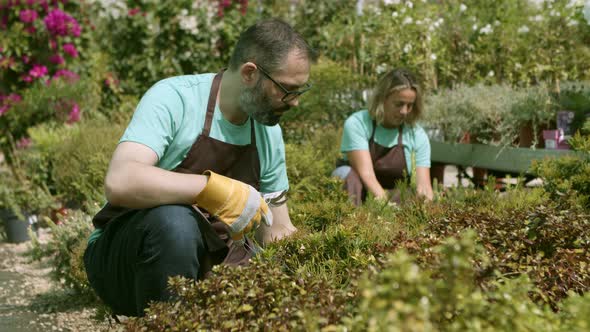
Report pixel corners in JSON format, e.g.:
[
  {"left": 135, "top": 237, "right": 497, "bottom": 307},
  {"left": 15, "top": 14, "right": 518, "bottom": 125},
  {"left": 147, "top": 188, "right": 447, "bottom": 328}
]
[{"left": 368, "top": 68, "right": 424, "bottom": 126}]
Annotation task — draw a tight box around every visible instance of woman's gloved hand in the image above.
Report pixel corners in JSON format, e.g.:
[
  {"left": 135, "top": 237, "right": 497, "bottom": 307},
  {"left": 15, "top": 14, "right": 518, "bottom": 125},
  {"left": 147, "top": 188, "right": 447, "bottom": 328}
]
[{"left": 194, "top": 170, "right": 273, "bottom": 239}]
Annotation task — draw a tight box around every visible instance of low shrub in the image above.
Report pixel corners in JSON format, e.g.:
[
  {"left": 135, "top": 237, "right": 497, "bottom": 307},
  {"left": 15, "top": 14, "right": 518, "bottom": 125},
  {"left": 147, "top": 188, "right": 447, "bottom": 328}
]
[
  {"left": 346, "top": 230, "right": 589, "bottom": 332},
  {"left": 126, "top": 260, "right": 355, "bottom": 331},
  {"left": 50, "top": 119, "right": 125, "bottom": 210},
  {"left": 29, "top": 209, "right": 95, "bottom": 297}
]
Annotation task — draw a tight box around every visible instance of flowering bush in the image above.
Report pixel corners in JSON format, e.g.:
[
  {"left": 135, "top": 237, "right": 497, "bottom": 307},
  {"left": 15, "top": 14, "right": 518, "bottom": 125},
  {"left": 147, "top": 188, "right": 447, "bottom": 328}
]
[
  {"left": 0, "top": 0, "right": 95, "bottom": 164},
  {"left": 90, "top": 0, "right": 256, "bottom": 96},
  {"left": 293, "top": 0, "right": 590, "bottom": 90}
]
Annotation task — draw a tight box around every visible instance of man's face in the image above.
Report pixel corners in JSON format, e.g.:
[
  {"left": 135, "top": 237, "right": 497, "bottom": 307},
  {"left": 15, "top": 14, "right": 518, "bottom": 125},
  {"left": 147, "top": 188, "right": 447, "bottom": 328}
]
[
  {"left": 239, "top": 51, "right": 311, "bottom": 126},
  {"left": 239, "top": 77, "right": 289, "bottom": 126}
]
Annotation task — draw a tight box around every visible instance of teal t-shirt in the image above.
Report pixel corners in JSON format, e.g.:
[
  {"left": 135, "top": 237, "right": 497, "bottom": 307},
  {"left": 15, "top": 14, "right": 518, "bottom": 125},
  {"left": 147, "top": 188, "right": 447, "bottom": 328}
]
[
  {"left": 340, "top": 110, "right": 431, "bottom": 173},
  {"left": 121, "top": 73, "right": 289, "bottom": 193},
  {"left": 88, "top": 74, "right": 289, "bottom": 245}
]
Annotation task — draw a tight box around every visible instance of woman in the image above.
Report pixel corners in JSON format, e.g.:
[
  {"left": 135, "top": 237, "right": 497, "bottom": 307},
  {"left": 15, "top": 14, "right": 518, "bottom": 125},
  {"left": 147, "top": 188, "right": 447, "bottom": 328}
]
[{"left": 332, "top": 68, "right": 433, "bottom": 206}]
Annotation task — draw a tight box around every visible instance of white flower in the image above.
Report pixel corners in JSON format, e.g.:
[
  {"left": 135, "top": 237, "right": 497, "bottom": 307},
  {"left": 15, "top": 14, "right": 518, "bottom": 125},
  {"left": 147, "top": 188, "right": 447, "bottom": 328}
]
[
  {"left": 376, "top": 63, "right": 388, "bottom": 74},
  {"left": 179, "top": 15, "right": 199, "bottom": 35},
  {"left": 459, "top": 4, "right": 467, "bottom": 12},
  {"left": 479, "top": 24, "right": 493, "bottom": 34},
  {"left": 517, "top": 25, "right": 530, "bottom": 33},
  {"left": 530, "top": 15, "right": 544, "bottom": 22},
  {"left": 383, "top": 0, "right": 401, "bottom": 5},
  {"left": 430, "top": 53, "right": 437, "bottom": 60},
  {"left": 402, "top": 17, "right": 413, "bottom": 25},
  {"left": 488, "top": 70, "right": 495, "bottom": 77},
  {"left": 392, "top": 11, "right": 399, "bottom": 17},
  {"left": 494, "top": 20, "right": 501, "bottom": 26},
  {"left": 416, "top": 19, "right": 422, "bottom": 25},
  {"left": 515, "top": 63, "right": 523, "bottom": 69},
  {"left": 406, "top": 1, "right": 413, "bottom": 9},
  {"left": 472, "top": 23, "right": 478, "bottom": 31},
  {"left": 567, "top": 19, "right": 579, "bottom": 26},
  {"left": 403, "top": 43, "right": 412, "bottom": 53}
]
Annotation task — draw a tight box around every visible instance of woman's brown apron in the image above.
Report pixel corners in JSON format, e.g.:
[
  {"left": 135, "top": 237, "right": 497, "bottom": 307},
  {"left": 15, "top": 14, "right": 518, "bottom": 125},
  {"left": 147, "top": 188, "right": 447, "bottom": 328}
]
[
  {"left": 341, "top": 121, "right": 408, "bottom": 206},
  {"left": 92, "top": 70, "right": 260, "bottom": 273}
]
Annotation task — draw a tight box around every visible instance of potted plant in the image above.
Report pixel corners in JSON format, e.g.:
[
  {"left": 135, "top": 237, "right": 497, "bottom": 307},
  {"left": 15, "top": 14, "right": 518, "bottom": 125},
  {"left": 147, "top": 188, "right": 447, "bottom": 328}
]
[{"left": 0, "top": 169, "right": 56, "bottom": 243}]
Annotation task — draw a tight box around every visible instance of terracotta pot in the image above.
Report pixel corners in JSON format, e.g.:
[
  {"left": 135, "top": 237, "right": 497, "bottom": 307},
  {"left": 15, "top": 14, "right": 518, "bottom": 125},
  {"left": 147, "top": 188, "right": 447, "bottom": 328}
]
[{"left": 519, "top": 122, "right": 546, "bottom": 148}]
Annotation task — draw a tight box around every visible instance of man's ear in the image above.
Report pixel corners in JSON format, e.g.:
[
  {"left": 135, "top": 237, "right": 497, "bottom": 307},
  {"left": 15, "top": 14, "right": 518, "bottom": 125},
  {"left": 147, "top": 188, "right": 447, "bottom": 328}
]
[{"left": 240, "top": 62, "right": 258, "bottom": 86}]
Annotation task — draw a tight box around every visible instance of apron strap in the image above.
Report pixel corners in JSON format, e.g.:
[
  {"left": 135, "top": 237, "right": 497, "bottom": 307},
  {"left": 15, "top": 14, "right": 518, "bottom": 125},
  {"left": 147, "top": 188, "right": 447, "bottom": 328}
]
[{"left": 202, "top": 70, "right": 224, "bottom": 137}]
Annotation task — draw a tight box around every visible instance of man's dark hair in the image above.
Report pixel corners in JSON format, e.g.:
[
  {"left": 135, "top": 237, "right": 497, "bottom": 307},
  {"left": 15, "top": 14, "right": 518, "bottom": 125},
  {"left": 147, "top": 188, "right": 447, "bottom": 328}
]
[{"left": 228, "top": 18, "right": 316, "bottom": 73}]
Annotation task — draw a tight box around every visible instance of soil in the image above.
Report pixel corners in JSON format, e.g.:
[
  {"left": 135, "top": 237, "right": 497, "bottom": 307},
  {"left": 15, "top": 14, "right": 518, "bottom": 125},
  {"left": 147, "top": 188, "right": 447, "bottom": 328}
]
[{"left": 0, "top": 227, "right": 118, "bottom": 332}]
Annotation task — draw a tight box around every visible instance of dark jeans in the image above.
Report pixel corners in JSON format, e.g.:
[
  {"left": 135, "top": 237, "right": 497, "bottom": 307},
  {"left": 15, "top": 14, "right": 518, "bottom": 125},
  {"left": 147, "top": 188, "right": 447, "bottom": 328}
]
[{"left": 83, "top": 204, "right": 210, "bottom": 316}]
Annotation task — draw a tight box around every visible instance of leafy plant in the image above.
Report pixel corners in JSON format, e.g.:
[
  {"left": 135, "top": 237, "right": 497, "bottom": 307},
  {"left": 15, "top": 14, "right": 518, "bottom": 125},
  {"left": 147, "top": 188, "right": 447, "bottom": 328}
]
[
  {"left": 29, "top": 209, "right": 95, "bottom": 297},
  {"left": 126, "top": 260, "right": 355, "bottom": 331}
]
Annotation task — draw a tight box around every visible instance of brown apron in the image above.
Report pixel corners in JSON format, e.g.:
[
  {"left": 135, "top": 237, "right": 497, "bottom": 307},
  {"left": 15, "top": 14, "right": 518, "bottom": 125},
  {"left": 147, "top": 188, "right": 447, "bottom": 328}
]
[
  {"left": 92, "top": 70, "right": 260, "bottom": 273},
  {"left": 341, "top": 121, "right": 408, "bottom": 206}
]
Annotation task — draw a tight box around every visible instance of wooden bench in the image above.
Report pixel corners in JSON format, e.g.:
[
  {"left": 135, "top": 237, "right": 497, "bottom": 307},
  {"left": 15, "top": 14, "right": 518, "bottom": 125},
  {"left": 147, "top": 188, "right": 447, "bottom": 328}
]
[{"left": 430, "top": 141, "right": 585, "bottom": 186}]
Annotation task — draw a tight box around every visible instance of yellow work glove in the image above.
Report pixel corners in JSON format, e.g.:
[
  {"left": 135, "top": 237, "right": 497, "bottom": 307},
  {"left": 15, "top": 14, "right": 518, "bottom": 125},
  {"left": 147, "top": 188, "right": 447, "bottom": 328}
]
[{"left": 194, "top": 170, "right": 273, "bottom": 239}]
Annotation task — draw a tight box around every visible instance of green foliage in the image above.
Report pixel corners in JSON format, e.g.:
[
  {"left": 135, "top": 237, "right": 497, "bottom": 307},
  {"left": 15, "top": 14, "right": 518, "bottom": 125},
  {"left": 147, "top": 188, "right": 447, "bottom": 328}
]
[
  {"left": 295, "top": 0, "right": 590, "bottom": 89},
  {"left": 346, "top": 231, "right": 576, "bottom": 332},
  {"left": 424, "top": 83, "right": 555, "bottom": 146},
  {"left": 0, "top": 77, "right": 101, "bottom": 163},
  {"left": 557, "top": 81, "right": 590, "bottom": 134},
  {"left": 29, "top": 210, "right": 95, "bottom": 297},
  {"left": 263, "top": 226, "right": 374, "bottom": 287},
  {"left": 0, "top": 172, "right": 56, "bottom": 220},
  {"left": 531, "top": 134, "right": 590, "bottom": 208},
  {"left": 50, "top": 119, "right": 125, "bottom": 210},
  {"left": 282, "top": 59, "right": 369, "bottom": 143},
  {"left": 92, "top": 1, "right": 257, "bottom": 96},
  {"left": 125, "top": 260, "right": 354, "bottom": 331}
]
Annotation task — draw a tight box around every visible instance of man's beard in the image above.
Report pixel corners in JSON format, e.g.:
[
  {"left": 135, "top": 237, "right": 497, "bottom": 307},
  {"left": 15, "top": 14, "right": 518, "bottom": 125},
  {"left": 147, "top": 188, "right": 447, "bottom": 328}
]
[{"left": 239, "top": 79, "right": 290, "bottom": 126}]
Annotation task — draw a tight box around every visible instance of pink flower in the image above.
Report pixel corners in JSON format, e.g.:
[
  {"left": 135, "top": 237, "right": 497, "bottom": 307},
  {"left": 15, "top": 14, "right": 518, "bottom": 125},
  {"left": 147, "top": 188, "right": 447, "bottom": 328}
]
[
  {"left": 49, "top": 54, "right": 64, "bottom": 64},
  {"left": 16, "top": 137, "right": 32, "bottom": 149},
  {"left": 67, "top": 103, "right": 80, "bottom": 123},
  {"left": 104, "top": 72, "right": 119, "bottom": 87},
  {"left": 19, "top": 9, "right": 38, "bottom": 23},
  {"left": 62, "top": 43, "right": 78, "bottom": 57},
  {"left": 21, "top": 75, "right": 33, "bottom": 83},
  {"left": 8, "top": 93, "right": 22, "bottom": 103},
  {"left": 29, "top": 64, "right": 48, "bottom": 78},
  {"left": 1, "top": 15, "right": 9, "bottom": 30},
  {"left": 52, "top": 69, "right": 79, "bottom": 82},
  {"left": 128, "top": 7, "right": 141, "bottom": 16},
  {"left": 0, "top": 93, "right": 22, "bottom": 116},
  {"left": 22, "top": 55, "right": 30, "bottom": 64},
  {"left": 44, "top": 9, "right": 81, "bottom": 37},
  {"left": 25, "top": 25, "right": 37, "bottom": 34},
  {"left": 0, "top": 105, "right": 8, "bottom": 116},
  {"left": 49, "top": 39, "right": 57, "bottom": 50}
]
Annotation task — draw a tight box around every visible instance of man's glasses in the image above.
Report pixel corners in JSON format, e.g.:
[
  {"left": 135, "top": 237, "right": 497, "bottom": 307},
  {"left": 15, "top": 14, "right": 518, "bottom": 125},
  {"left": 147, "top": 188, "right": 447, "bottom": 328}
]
[{"left": 255, "top": 64, "right": 312, "bottom": 103}]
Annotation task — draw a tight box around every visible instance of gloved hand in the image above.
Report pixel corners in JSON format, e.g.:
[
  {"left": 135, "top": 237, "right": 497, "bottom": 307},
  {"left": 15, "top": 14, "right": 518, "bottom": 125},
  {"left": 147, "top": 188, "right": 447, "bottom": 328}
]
[{"left": 194, "top": 170, "right": 273, "bottom": 239}]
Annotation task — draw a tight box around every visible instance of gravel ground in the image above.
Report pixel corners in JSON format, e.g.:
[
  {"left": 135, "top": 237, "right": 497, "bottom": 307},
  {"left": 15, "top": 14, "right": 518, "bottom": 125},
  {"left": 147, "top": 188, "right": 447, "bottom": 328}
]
[{"left": 0, "top": 227, "right": 117, "bottom": 332}]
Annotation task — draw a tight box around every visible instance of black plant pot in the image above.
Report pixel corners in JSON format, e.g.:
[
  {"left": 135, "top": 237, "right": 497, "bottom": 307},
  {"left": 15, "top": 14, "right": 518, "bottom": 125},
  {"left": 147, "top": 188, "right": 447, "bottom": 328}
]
[{"left": 0, "top": 208, "right": 38, "bottom": 244}]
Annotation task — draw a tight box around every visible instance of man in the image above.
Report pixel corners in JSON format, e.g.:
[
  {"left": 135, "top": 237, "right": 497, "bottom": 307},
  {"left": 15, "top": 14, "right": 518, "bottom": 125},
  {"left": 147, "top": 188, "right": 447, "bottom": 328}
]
[{"left": 83, "top": 18, "right": 315, "bottom": 317}]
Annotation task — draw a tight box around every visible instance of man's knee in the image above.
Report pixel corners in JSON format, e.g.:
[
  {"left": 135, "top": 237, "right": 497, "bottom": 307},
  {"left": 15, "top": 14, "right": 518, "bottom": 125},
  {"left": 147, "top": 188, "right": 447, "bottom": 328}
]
[{"left": 139, "top": 205, "right": 206, "bottom": 252}]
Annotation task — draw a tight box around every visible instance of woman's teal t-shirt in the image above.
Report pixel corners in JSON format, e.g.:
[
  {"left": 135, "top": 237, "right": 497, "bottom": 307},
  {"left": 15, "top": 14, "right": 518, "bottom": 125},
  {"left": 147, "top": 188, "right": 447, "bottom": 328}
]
[{"left": 340, "top": 110, "right": 431, "bottom": 174}]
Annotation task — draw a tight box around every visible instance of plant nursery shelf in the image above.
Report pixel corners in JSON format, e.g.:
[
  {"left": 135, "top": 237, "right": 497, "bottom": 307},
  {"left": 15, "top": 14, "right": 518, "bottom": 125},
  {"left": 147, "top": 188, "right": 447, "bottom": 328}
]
[{"left": 431, "top": 141, "right": 583, "bottom": 175}]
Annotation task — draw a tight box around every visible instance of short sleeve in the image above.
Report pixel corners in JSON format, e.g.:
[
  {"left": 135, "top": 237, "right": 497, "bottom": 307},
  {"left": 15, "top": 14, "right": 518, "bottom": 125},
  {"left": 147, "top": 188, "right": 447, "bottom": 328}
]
[
  {"left": 341, "top": 112, "right": 371, "bottom": 153},
  {"left": 413, "top": 127, "right": 431, "bottom": 168},
  {"left": 119, "top": 82, "right": 185, "bottom": 159},
  {"left": 258, "top": 125, "right": 289, "bottom": 194}
]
